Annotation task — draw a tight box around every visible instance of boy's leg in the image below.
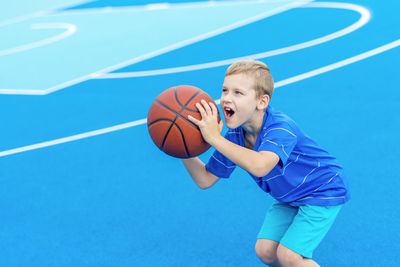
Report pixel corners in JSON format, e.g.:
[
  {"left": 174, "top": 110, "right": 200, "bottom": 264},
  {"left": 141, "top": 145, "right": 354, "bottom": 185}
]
[
  {"left": 255, "top": 239, "right": 282, "bottom": 266},
  {"left": 277, "top": 244, "right": 319, "bottom": 267},
  {"left": 256, "top": 201, "right": 298, "bottom": 266},
  {"left": 277, "top": 204, "right": 343, "bottom": 266}
]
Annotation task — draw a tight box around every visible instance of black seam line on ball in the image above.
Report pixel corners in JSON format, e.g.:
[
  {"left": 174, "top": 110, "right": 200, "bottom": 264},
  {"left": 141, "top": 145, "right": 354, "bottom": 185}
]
[
  {"left": 175, "top": 87, "right": 202, "bottom": 112},
  {"left": 183, "top": 107, "right": 199, "bottom": 112},
  {"left": 175, "top": 87, "right": 183, "bottom": 107},
  {"left": 148, "top": 118, "right": 190, "bottom": 157},
  {"left": 147, "top": 118, "right": 175, "bottom": 127},
  {"left": 158, "top": 117, "right": 190, "bottom": 157},
  {"left": 159, "top": 90, "right": 202, "bottom": 153},
  {"left": 173, "top": 121, "right": 191, "bottom": 157},
  {"left": 180, "top": 89, "right": 202, "bottom": 113},
  {"left": 154, "top": 100, "right": 199, "bottom": 130}
]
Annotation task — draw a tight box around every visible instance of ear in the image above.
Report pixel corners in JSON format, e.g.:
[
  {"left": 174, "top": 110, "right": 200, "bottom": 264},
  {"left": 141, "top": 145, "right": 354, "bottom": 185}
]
[{"left": 257, "top": 94, "right": 270, "bottom": 110}]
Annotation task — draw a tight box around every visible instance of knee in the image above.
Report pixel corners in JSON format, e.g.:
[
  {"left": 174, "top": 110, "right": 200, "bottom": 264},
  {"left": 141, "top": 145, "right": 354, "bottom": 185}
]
[
  {"left": 276, "top": 244, "right": 302, "bottom": 267},
  {"left": 255, "top": 239, "right": 279, "bottom": 265}
]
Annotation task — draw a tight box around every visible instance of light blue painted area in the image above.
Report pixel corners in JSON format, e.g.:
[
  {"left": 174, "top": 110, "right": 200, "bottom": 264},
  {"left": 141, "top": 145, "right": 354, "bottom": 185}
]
[
  {"left": 0, "top": 23, "right": 62, "bottom": 49},
  {"left": 0, "top": 0, "right": 303, "bottom": 91},
  {"left": 0, "top": 0, "right": 90, "bottom": 22}
]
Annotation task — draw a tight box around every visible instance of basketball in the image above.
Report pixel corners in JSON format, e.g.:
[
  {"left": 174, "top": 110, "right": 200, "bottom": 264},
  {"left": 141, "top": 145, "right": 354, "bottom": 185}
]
[{"left": 147, "top": 85, "right": 220, "bottom": 158}]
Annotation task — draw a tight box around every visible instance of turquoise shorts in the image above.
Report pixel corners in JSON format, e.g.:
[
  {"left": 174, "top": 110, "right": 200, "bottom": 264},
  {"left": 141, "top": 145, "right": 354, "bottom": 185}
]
[{"left": 257, "top": 201, "right": 343, "bottom": 259}]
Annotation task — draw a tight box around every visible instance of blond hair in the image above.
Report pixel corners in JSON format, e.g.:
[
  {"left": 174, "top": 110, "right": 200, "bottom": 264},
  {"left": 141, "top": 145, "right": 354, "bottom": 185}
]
[{"left": 225, "top": 60, "right": 274, "bottom": 98}]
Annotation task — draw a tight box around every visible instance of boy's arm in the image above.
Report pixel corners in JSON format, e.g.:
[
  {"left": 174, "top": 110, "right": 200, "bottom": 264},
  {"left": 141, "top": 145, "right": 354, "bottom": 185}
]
[
  {"left": 210, "top": 138, "right": 279, "bottom": 177},
  {"left": 188, "top": 100, "right": 279, "bottom": 177},
  {"left": 181, "top": 157, "right": 219, "bottom": 189}
]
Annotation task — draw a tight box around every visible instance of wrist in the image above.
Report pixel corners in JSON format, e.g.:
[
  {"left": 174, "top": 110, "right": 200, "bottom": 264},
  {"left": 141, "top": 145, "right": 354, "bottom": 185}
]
[{"left": 208, "top": 134, "right": 224, "bottom": 148}]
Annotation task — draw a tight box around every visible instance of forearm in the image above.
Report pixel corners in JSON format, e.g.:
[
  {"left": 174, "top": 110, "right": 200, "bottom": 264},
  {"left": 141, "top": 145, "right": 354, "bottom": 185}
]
[
  {"left": 209, "top": 136, "right": 278, "bottom": 177},
  {"left": 181, "top": 157, "right": 219, "bottom": 189},
  {"left": 186, "top": 100, "right": 278, "bottom": 177}
]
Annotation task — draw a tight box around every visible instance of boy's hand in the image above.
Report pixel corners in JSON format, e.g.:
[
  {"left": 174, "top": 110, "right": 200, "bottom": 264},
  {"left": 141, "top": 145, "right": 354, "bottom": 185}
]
[{"left": 188, "top": 99, "right": 223, "bottom": 146}]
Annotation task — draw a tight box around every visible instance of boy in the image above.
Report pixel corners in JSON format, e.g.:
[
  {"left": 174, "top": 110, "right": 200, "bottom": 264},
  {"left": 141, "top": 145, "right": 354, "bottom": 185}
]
[{"left": 183, "top": 60, "right": 350, "bottom": 267}]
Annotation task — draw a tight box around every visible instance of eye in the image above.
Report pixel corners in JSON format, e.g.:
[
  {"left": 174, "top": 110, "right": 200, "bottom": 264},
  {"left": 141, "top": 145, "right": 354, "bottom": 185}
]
[
  {"left": 222, "top": 88, "right": 227, "bottom": 93},
  {"left": 235, "top": 90, "right": 242, "bottom": 95}
]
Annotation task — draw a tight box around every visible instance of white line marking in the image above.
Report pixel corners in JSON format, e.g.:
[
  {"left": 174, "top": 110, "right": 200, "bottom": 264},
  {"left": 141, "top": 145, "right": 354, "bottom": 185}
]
[
  {"left": 0, "top": 89, "right": 47, "bottom": 95},
  {"left": 0, "top": 119, "right": 147, "bottom": 158},
  {"left": 44, "top": 0, "right": 311, "bottom": 94},
  {"left": 0, "top": 0, "right": 91, "bottom": 28},
  {"left": 274, "top": 39, "right": 400, "bottom": 87},
  {"left": 145, "top": 3, "right": 171, "bottom": 10},
  {"left": 97, "top": 2, "right": 371, "bottom": 79},
  {"left": 0, "top": 0, "right": 313, "bottom": 95},
  {"left": 52, "top": 0, "right": 306, "bottom": 15},
  {"left": 1, "top": 38, "right": 400, "bottom": 158},
  {"left": 0, "top": 23, "right": 77, "bottom": 57}
]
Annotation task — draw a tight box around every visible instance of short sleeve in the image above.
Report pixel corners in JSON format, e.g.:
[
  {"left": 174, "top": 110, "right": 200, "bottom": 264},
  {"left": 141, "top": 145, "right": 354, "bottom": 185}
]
[
  {"left": 205, "top": 130, "right": 239, "bottom": 178},
  {"left": 205, "top": 150, "right": 236, "bottom": 178},
  {"left": 258, "top": 126, "right": 297, "bottom": 166}
]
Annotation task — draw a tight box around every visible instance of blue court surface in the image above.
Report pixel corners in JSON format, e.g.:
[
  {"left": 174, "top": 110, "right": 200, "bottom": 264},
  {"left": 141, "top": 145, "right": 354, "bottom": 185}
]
[{"left": 1, "top": 0, "right": 399, "bottom": 266}]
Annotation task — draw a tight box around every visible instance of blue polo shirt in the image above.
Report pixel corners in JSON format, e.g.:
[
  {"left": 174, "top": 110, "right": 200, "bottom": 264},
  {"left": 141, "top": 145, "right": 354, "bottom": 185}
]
[{"left": 205, "top": 106, "right": 350, "bottom": 206}]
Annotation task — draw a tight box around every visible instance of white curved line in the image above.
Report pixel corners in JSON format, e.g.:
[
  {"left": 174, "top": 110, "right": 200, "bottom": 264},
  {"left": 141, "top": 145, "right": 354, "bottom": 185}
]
[
  {"left": 1, "top": 38, "right": 399, "bottom": 158},
  {"left": 45, "top": 0, "right": 313, "bottom": 92},
  {"left": 0, "top": 23, "right": 77, "bottom": 57},
  {"left": 53, "top": 0, "right": 311, "bottom": 15},
  {"left": 96, "top": 2, "right": 370, "bottom": 79},
  {"left": 0, "top": 0, "right": 312, "bottom": 95},
  {"left": 0, "top": 0, "right": 91, "bottom": 28}
]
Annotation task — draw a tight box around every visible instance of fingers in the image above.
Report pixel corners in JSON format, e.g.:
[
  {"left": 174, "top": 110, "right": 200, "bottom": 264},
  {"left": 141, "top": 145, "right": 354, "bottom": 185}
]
[
  {"left": 201, "top": 99, "right": 213, "bottom": 116},
  {"left": 195, "top": 102, "right": 207, "bottom": 118},
  {"left": 187, "top": 115, "right": 200, "bottom": 125},
  {"left": 209, "top": 101, "right": 218, "bottom": 117},
  {"left": 193, "top": 99, "right": 218, "bottom": 122},
  {"left": 201, "top": 100, "right": 212, "bottom": 115},
  {"left": 197, "top": 99, "right": 218, "bottom": 115}
]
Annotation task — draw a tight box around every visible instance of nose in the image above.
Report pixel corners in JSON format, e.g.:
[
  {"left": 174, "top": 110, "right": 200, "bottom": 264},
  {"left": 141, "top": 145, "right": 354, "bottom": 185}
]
[{"left": 221, "top": 91, "right": 232, "bottom": 103}]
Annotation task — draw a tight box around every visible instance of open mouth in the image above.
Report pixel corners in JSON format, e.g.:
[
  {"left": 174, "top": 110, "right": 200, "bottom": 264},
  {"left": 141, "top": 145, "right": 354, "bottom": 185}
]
[{"left": 224, "top": 106, "right": 235, "bottom": 119}]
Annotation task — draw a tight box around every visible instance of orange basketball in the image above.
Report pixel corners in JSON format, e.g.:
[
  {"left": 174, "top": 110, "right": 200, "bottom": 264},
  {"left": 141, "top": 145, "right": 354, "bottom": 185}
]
[{"left": 147, "top": 85, "right": 220, "bottom": 158}]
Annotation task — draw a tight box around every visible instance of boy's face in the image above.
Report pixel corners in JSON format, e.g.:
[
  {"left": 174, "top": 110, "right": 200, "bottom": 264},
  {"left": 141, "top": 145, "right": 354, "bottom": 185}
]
[{"left": 221, "top": 73, "right": 266, "bottom": 129}]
